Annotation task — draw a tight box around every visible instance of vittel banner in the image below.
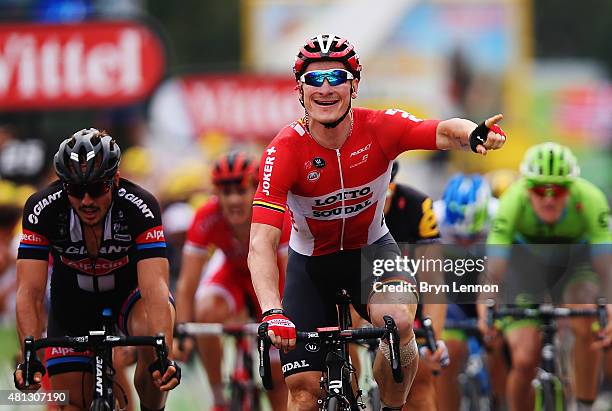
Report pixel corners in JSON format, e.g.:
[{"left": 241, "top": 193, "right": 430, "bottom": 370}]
[{"left": 0, "top": 21, "right": 165, "bottom": 110}]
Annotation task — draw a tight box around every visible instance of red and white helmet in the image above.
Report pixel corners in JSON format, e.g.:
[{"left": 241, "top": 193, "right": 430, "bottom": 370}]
[{"left": 293, "top": 34, "right": 362, "bottom": 81}]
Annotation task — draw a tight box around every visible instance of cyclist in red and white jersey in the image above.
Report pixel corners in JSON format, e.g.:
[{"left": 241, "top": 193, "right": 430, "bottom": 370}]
[
  {"left": 173, "top": 151, "right": 289, "bottom": 411},
  {"left": 248, "top": 34, "right": 507, "bottom": 410}
]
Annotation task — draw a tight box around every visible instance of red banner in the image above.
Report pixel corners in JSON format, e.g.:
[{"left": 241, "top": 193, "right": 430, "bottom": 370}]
[
  {"left": 0, "top": 21, "right": 165, "bottom": 110},
  {"left": 178, "top": 74, "right": 303, "bottom": 140}
]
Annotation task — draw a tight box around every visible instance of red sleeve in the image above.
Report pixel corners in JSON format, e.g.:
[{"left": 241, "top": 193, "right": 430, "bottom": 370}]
[
  {"left": 184, "top": 201, "right": 216, "bottom": 253},
  {"left": 252, "top": 129, "right": 298, "bottom": 229},
  {"left": 373, "top": 109, "right": 440, "bottom": 159}
]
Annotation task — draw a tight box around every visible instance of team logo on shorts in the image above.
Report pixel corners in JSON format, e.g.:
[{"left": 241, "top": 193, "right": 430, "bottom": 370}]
[
  {"left": 305, "top": 342, "right": 320, "bottom": 353},
  {"left": 312, "top": 157, "right": 326, "bottom": 168},
  {"left": 307, "top": 171, "right": 320, "bottom": 182}
]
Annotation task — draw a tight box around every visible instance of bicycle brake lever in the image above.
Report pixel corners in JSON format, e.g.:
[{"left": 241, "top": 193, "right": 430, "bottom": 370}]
[
  {"left": 151, "top": 334, "right": 169, "bottom": 375},
  {"left": 257, "top": 323, "right": 273, "bottom": 390},
  {"left": 421, "top": 317, "right": 440, "bottom": 376},
  {"left": 23, "top": 337, "right": 34, "bottom": 388},
  {"left": 383, "top": 315, "right": 404, "bottom": 383}
]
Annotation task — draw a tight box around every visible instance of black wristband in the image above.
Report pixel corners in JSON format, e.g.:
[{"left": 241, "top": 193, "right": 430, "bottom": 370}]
[
  {"left": 262, "top": 308, "right": 284, "bottom": 317},
  {"left": 469, "top": 121, "right": 489, "bottom": 153}
]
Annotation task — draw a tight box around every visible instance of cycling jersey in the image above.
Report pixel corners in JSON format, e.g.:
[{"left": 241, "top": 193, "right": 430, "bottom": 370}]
[
  {"left": 487, "top": 177, "right": 611, "bottom": 247},
  {"left": 18, "top": 178, "right": 167, "bottom": 335},
  {"left": 184, "top": 196, "right": 291, "bottom": 267},
  {"left": 252, "top": 107, "right": 440, "bottom": 256},
  {"left": 184, "top": 196, "right": 291, "bottom": 318},
  {"left": 386, "top": 184, "right": 440, "bottom": 244}
]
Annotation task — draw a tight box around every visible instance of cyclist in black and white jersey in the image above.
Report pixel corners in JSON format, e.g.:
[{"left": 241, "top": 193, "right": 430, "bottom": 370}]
[{"left": 14, "top": 129, "right": 180, "bottom": 411}]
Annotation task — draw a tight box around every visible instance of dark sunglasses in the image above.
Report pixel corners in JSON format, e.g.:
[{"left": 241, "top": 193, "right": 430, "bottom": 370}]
[
  {"left": 530, "top": 184, "right": 569, "bottom": 198},
  {"left": 64, "top": 179, "right": 113, "bottom": 199},
  {"left": 299, "top": 69, "right": 354, "bottom": 87}
]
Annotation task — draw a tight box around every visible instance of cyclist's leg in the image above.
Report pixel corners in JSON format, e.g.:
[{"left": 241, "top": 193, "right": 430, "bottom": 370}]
[
  {"left": 435, "top": 331, "right": 468, "bottom": 411},
  {"left": 113, "top": 346, "right": 136, "bottom": 411},
  {"left": 368, "top": 297, "right": 418, "bottom": 408},
  {"left": 123, "top": 288, "right": 176, "bottom": 410},
  {"left": 268, "top": 357, "right": 288, "bottom": 411},
  {"left": 45, "top": 310, "right": 94, "bottom": 410},
  {"left": 193, "top": 253, "right": 243, "bottom": 409},
  {"left": 406, "top": 359, "right": 437, "bottom": 410},
  {"left": 50, "top": 372, "right": 92, "bottom": 410},
  {"left": 363, "top": 235, "right": 419, "bottom": 409},
  {"left": 562, "top": 267, "right": 602, "bottom": 403},
  {"left": 504, "top": 321, "right": 540, "bottom": 411},
  {"left": 282, "top": 249, "right": 342, "bottom": 411},
  {"left": 486, "top": 332, "right": 509, "bottom": 407}
]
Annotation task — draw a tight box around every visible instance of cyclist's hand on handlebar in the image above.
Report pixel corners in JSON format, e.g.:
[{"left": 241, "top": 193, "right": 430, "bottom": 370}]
[
  {"left": 419, "top": 340, "right": 450, "bottom": 372},
  {"left": 592, "top": 304, "right": 612, "bottom": 350},
  {"left": 14, "top": 360, "right": 45, "bottom": 392},
  {"left": 262, "top": 309, "right": 296, "bottom": 353},
  {"left": 151, "top": 360, "right": 181, "bottom": 391},
  {"left": 477, "top": 316, "right": 498, "bottom": 345}
]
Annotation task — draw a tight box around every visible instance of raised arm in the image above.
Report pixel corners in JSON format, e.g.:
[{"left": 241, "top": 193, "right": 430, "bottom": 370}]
[{"left": 436, "top": 114, "right": 505, "bottom": 155}]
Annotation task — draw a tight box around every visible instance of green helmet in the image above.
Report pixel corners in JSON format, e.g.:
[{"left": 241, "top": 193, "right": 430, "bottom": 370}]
[{"left": 520, "top": 142, "right": 580, "bottom": 185}]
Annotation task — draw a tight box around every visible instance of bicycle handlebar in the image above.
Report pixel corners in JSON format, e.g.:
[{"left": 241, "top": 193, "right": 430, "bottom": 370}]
[
  {"left": 176, "top": 322, "right": 259, "bottom": 337},
  {"left": 486, "top": 299, "right": 608, "bottom": 331},
  {"left": 22, "top": 333, "right": 168, "bottom": 388},
  {"left": 257, "top": 315, "right": 403, "bottom": 390}
]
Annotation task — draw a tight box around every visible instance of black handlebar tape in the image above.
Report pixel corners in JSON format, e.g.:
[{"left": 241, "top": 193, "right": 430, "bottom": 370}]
[
  {"left": 469, "top": 121, "right": 489, "bottom": 153},
  {"left": 257, "top": 322, "right": 273, "bottom": 390},
  {"left": 23, "top": 337, "right": 34, "bottom": 388},
  {"left": 383, "top": 315, "right": 404, "bottom": 383},
  {"left": 422, "top": 317, "right": 440, "bottom": 376}
]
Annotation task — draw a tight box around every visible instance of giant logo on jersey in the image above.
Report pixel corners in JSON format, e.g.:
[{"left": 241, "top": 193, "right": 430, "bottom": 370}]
[
  {"left": 310, "top": 186, "right": 374, "bottom": 219},
  {"left": 27, "top": 189, "right": 62, "bottom": 224},
  {"left": 117, "top": 188, "right": 155, "bottom": 219},
  {"left": 60, "top": 255, "right": 129, "bottom": 275}
]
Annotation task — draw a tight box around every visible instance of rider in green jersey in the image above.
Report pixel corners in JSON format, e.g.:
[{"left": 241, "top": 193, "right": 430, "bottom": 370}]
[{"left": 481, "top": 142, "right": 611, "bottom": 411}]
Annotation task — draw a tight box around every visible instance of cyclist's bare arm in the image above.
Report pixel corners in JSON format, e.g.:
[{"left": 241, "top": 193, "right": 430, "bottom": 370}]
[
  {"left": 248, "top": 222, "right": 282, "bottom": 312},
  {"left": 16, "top": 259, "right": 48, "bottom": 344},
  {"left": 436, "top": 114, "right": 504, "bottom": 154},
  {"left": 137, "top": 257, "right": 174, "bottom": 356},
  {"left": 175, "top": 250, "right": 209, "bottom": 324},
  {"left": 15, "top": 259, "right": 48, "bottom": 389}
]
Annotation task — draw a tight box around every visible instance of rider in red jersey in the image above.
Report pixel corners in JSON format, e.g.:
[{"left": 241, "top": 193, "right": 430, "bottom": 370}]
[
  {"left": 249, "top": 34, "right": 506, "bottom": 411},
  {"left": 173, "top": 151, "right": 289, "bottom": 411}
]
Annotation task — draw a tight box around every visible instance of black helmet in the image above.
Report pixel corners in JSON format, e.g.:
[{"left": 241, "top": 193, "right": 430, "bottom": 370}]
[
  {"left": 54, "top": 128, "right": 121, "bottom": 184},
  {"left": 390, "top": 161, "right": 399, "bottom": 182}
]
